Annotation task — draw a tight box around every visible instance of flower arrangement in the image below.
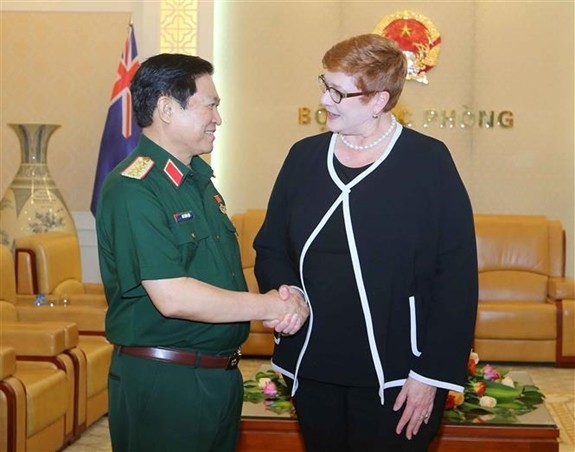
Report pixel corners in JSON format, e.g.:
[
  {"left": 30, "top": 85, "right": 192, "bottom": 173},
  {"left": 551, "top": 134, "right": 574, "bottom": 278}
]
[
  {"left": 243, "top": 369, "right": 295, "bottom": 416},
  {"left": 443, "top": 351, "right": 545, "bottom": 423}
]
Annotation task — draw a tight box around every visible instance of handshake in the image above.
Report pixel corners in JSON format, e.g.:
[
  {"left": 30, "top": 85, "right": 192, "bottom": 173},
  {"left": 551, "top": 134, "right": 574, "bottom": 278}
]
[{"left": 263, "top": 285, "right": 309, "bottom": 336}]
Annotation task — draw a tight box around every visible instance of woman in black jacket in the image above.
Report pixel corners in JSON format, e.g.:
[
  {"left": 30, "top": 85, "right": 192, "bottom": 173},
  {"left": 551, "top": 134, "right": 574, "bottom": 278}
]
[{"left": 254, "top": 33, "right": 478, "bottom": 452}]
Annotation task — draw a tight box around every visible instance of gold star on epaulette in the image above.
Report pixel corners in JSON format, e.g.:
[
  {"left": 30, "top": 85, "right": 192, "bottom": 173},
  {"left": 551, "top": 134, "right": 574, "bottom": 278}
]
[{"left": 121, "top": 156, "right": 155, "bottom": 180}]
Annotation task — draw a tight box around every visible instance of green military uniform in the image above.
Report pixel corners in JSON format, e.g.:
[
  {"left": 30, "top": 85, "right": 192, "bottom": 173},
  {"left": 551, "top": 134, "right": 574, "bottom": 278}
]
[{"left": 97, "top": 135, "right": 250, "bottom": 452}]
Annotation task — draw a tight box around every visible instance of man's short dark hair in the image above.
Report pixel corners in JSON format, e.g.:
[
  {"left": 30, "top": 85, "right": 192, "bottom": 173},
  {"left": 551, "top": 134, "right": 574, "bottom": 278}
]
[{"left": 130, "top": 54, "right": 214, "bottom": 128}]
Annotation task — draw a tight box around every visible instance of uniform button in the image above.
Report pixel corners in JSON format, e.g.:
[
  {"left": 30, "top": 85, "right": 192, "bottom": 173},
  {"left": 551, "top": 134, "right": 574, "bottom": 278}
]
[
  {"left": 191, "top": 233, "right": 196, "bottom": 239},
  {"left": 216, "top": 234, "right": 220, "bottom": 240}
]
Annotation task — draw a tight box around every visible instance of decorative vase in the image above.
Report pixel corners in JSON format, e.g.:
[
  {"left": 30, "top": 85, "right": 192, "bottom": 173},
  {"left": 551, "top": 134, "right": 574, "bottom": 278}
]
[{"left": 0, "top": 123, "right": 77, "bottom": 251}]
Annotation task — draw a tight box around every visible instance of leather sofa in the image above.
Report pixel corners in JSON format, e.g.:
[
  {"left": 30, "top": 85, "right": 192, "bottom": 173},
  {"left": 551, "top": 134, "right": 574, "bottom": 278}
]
[
  {"left": 1, "top": 243, "right": 86, "bottom": 448},
  {"left": 14, "top": 232, "right": 106, "bottom": 308},
  {"left": 232, "top": 210, "right": 575, "bottom": 365},
  {"left": 6, "top": 234, "right": 113, "bottom": 432},
  {"left": 0, "top": 324, "right": 74, "bottom": 451},
  {"left": 474, "top": 214, "right": 575, "bottom": 365},
  {"left": 0, "top": 346, "right": 26, "bottom": 452}
]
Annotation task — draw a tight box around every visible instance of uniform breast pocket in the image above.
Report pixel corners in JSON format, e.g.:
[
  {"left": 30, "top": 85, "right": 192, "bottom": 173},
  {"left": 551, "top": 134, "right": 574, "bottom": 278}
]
[{"left": 169, "top": 220, "right": 210, "bottom": 265}]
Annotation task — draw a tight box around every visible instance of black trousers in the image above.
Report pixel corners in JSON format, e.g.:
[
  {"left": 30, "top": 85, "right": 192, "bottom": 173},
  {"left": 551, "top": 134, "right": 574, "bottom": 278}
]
[{"left": 292, "top": 377, "right": 447, "bottom": 452}]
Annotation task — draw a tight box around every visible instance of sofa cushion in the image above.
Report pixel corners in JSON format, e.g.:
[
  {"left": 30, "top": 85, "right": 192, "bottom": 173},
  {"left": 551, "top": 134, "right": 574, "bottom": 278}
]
[
  {"left": 475, "top": 302, "right": 556, "bottom": 339},
  {"left": 475, "top": 215, "right": 550, "bottom": 274},
  {"left": 479, "top": 271, "right": 548, "bottom": 302}
]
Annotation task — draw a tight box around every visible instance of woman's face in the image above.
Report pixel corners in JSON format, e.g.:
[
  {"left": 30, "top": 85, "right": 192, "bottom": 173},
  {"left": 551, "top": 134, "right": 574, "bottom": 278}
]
[{"left": 320, "top": 71, "right": 377, "bottom": 135}]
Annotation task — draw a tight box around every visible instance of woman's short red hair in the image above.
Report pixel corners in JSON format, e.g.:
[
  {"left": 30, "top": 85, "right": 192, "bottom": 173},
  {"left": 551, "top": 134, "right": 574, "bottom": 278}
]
[{"left": 322, "top": 34, "right": 407, "bottom": 112}]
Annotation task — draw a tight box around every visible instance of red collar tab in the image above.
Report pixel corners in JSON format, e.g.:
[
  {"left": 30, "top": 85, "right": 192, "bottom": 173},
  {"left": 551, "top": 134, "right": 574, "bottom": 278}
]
[{"left": 164, "top": 159, "right": 184, "bottom": 187}]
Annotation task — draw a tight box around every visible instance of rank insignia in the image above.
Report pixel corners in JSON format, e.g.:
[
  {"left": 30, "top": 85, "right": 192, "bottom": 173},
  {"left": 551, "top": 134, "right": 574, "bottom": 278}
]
[
  {"left": 121, "top": 156, "right": 155, "bottom": 180},
  {"left": 164, "top": 159, "right": 184, "bottom": 187},
  {"left": 214, "top": 194, "right": 227, "bottom": 214}
]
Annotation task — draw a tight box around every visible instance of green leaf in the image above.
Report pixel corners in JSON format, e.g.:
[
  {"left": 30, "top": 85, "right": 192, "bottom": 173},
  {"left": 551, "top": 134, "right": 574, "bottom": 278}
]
[
  {"left": 484, "top": 381, "right": 522, "bottom": 401},
  {"left": 496, "top": 401, "right": 525, "bottom": 410},
  {"left": 443, "top": 409, "right": 466, "bottom": 422}
]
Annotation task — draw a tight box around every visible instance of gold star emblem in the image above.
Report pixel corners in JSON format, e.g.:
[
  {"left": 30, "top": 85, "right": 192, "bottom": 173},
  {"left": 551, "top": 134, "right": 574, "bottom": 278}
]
[{"left": 400, "top": 22, "right": 412, "bottom": 37}]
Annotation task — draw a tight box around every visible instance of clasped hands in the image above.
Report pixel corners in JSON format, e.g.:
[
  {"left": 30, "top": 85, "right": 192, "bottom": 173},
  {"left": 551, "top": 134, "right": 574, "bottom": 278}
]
[{"left": 263, "top": 285, "right": 309, "bottom": 336}]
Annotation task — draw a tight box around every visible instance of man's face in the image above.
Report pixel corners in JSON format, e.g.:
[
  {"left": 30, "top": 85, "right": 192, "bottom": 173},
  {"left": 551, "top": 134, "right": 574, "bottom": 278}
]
[{"left": 169, "top": 74, "right": 222, "bottom": 157}]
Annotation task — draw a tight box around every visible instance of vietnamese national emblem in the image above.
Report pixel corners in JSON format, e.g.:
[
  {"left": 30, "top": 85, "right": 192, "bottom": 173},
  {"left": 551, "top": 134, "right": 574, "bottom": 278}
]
[{"left": 374, "top": 10, "right": 441, "bottom": 85}]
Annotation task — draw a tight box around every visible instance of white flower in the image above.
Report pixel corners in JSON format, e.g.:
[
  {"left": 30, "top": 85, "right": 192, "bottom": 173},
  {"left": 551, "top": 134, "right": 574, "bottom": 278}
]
[
  {"left": 469, "top": 351, "right": 480, "bottom": 365},
  {"left": 258, "top": 377, "right": 272, "bottom": 389},
  {"left": 501, "top": 376, "right": 515, "bottom": 387},
  {"left": 479, "top": 396, "right": 497, "bottom": 408}
]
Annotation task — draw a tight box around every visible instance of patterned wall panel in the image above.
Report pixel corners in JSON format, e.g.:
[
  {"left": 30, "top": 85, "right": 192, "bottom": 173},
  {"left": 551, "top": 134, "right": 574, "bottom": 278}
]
[{"left": 160, "top": 0, "right": 197, "bottom": 54}]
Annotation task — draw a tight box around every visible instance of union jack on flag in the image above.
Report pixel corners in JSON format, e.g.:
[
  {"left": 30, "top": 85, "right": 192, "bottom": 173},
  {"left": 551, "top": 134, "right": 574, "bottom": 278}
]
[{"left": 90, "top": 24, "right": 142, "bottom": 216}]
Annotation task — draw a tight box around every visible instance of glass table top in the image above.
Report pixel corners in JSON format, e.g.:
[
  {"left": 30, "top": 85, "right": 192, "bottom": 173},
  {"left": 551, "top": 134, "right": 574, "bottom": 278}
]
[{"left": 241, "top": 369, "right": 557, "bottom": 428}]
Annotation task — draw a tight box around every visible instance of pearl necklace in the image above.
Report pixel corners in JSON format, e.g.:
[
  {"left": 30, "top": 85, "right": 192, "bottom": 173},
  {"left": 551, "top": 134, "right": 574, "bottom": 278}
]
[{"left": 339, "top": 115, "right": 397, "bottom": 151}]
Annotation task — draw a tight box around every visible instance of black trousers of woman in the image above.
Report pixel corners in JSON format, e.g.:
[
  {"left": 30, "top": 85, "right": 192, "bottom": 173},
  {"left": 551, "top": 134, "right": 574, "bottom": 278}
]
[{"left": 292, "top": 377, "right": 447, "bottom": 452}]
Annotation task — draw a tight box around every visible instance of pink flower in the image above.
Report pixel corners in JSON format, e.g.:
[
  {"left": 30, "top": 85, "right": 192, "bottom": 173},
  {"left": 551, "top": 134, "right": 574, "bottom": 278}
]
[
  {"left": 483, "top": 365, "right": 501, "bottom": 381},
  {"left": 262, "top": 381, "right": 278, "bottom": 398}
]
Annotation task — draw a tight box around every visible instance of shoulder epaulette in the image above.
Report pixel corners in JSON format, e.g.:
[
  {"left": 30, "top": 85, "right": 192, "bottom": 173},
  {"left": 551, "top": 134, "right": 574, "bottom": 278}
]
[{"left": 121, "top": 156, "right": 155, "bottom": 180}]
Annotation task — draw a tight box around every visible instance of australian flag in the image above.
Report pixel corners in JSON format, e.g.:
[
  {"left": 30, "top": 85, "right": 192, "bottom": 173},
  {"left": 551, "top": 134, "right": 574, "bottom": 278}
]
[{"left": 90, "top": 24, "right": 142, "bottom": 216}]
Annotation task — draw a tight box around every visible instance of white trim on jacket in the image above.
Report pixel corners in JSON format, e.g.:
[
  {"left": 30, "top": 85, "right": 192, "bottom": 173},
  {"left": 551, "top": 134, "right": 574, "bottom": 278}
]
[{"left": 289, "top": 125, "right": 403, "bottom": 404}]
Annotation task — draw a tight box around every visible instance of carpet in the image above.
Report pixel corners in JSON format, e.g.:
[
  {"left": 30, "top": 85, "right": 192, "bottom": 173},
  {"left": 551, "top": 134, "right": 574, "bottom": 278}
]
[{"left": 512, "top": 365, "right": 575, "bottom": 451}]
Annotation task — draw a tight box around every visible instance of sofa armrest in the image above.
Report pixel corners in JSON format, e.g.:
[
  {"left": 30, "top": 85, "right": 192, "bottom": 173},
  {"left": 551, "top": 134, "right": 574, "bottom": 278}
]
[
  {"left": 15, "top": 305, "right": 106, "bottom": 335},
  {"left": 548, "top": 277, "right": 575, "bottom": 300},
  {"left": 0, "top": 322, "right": 69, "bottom": 356},
  {"left": 558, "top": 298, "right": 575, "bottom": 362},
  {"left": 83, "top": 282, "right": 105, "bottom": 295},
  {"left": 0, "top": 346, "right": 17, "bottom": 380}
]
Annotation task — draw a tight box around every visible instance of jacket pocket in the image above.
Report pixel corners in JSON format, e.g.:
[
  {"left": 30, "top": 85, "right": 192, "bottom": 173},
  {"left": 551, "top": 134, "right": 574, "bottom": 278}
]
[
  {"left": 169, "top": 219, "right": 210, "bottom": 244},
  {"left": 169, "top": 220, "right": 210, "bottom": 265},
  {"left": 409, "top": 295, "right": 422, "bottom": 357}
]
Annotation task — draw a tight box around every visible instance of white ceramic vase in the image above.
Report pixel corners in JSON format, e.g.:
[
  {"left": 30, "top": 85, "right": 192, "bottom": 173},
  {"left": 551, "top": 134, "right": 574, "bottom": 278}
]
[{"left": 0, "top": 123, "right": 77, "bottom": 251}]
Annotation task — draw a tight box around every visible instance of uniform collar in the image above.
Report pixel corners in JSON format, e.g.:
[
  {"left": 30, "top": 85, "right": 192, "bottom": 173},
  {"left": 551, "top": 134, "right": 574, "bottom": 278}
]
[{"left": 135, "top": 135, "right": 214, "bottom": 187}]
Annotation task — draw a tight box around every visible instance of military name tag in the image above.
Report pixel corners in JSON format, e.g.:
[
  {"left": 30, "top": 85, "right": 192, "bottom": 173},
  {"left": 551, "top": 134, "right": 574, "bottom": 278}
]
[{"left": 173, "top": 211, "right": 194, "bottom": 223}]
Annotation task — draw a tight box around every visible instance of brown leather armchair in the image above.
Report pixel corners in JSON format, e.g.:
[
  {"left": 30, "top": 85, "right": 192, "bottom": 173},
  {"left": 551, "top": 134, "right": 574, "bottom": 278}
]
[
  {"left": 0, "top": 346, "right": 26, "bottom": 452},
  {"left": 231, "top": 209, "right": 274, "bottom": 356},
  {"left": 14, "top": 232, "right": 105, "bottom": 307},
  {"left": 0, "top": 323, "right": 78, "bottom": 450},
  {"left": 473, "top": 214, "right": 575, "bottom": 365},
  {"left": 3, "top": 240, "right": 112, "bottom": 432},
  {"left": 1, "top": 243, "right": 89, "bottom": 445}
]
